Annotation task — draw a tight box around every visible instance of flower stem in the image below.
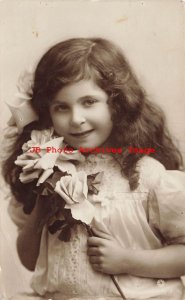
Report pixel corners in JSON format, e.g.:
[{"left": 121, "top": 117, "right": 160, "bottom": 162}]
[
  {"left": 85, "top": 224, "right": 126, "bottom": 299},
  {"left": 110, "top": 275, "right": 126, "bottom": 299}
]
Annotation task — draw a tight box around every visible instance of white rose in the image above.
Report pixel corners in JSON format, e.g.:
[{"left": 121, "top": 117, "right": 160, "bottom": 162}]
[{"left": 55, "top": 171, "right": 95, "bottom": 224}]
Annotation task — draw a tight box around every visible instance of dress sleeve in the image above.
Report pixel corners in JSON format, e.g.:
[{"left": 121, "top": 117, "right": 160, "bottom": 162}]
[{"left": 138, "top": 157, "right": 185, "bottom": 245}]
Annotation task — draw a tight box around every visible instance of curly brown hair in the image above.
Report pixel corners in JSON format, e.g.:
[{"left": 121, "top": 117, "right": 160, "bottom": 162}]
[{"left": 2, "top": 37, "right": 183, "bottom": 207}]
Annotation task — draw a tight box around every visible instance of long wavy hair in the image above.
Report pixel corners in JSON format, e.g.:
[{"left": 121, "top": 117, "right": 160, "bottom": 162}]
[{"left": 2, "top": 37, "right": 183, "bottom": 207}]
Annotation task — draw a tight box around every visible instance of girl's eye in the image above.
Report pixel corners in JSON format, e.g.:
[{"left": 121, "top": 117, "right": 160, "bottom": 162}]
[
  {"left": 54, "top": 104, "right": 69, "bottom": 112},
  {"left": 84, "top": 99, "right": 98, "bottom": 106}
]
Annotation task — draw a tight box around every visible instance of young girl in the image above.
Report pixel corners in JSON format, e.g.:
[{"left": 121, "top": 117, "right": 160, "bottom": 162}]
[{"left": 2, "top": 37, "right": 185, "bottom": 300}]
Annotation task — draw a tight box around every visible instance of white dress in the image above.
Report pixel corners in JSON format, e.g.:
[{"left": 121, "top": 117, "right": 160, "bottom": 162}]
[{"left": 8, "top": 155, "right": 185, "bottom": 300}]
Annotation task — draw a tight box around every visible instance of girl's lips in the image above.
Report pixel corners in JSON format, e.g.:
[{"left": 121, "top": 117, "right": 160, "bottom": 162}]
[{"left": 70, "top": 129, "right": 94, "bottom": 137}]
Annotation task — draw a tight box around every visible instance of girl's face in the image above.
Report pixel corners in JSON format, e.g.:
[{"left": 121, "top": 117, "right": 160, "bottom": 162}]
[{"left": 49, "top": 79, "right": 113, "bottom": 149}]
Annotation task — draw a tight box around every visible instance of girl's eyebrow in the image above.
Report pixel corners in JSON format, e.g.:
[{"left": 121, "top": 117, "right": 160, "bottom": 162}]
[
  {"left": 79, "top": 95, "right": 99, "bottom": 101},
  {"left": 51, "top": 100, "right": 67, "bottom": 104},
  {"left": 51, "top": 95, "right": 100, "bottom": 104},
  {"left": 78, "top": 94, "right": 107, "bottom": 101},
  {"left": 50, "top": 99, "right": 69, "bottom": 106}
]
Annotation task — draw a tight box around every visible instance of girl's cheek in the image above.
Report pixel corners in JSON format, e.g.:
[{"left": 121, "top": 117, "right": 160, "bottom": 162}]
[
  {"left": 51, "top": 114, "right": 63, "bottom": 126},
  {"left": 52, "top": 118, "right": 68, "bottom": 136}
]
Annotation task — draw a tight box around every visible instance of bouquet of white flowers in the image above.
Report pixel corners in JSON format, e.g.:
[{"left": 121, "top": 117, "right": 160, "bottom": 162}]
[{"left": 15, "top": 128, "right": 103, "bottom": 241}]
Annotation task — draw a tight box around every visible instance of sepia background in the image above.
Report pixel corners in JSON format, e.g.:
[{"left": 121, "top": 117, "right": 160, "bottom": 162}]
[{"left": 0, "top": 0, "right": 185, "bottom": 298}]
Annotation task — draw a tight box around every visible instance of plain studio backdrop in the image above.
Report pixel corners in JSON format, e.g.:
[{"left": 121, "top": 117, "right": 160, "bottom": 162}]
[{"left": 0, "top": 0, "right": 185, "bottom": 298}]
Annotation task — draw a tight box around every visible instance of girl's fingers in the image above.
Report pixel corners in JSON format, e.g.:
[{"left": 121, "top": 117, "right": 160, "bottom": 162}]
[
  {"left": 87, "top": 247, "right": 100, "bottom": 256},
  {"left": 89, "top": 256, "right": 100, "bottom": 264},
  {"left": 91, "top": 227, "right": 112, "bottom": 240},
  {"left": 87, "top": 236, "right": 104, "bottom": 246},
  {"left": 92, "top": 264, "right": 101, "bottom": 272},
  {"left": 15, "top": 160, "right": 33, "bottom": 166}
]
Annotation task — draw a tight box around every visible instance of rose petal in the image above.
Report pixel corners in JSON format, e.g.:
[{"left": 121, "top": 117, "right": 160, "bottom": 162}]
[
  {"left": 36, "top": 169, "right": 54, "bottom": 186},
  {"left": 68, "top": 176, "right": 74, "bottom": 197},
  {"left": 79, "top": 171, "right": 88, "bottom": 198},
  {"left": 66, "top": 200, "right": 95, "bottom": 224},
  {"left": 15, "top": 159, "right": 32, "bottom": 167},
  {"left": 59, "top": 176, "right": 72, "bottom": 193},
  {"left": 70, "top": 171, "right": 88, "bottom": 202},
  {"left": 70, "top": 173, "right": 84, "bottom": 203},
  {"left": 34, "top": 153, "right": 59, "bottom": 170},
  {"left": 57, "top": 150, "right": 85, "bottom": 162},
  {"left": 19, "top": 169, "right": 41, "bottom": 183},
  {"left": 23, "top": 160, "right": 39, "bottom": 171},
  {"left": 16, "top": 151, "right": 39, "bottom": 162},
  {"left": 30, "top": 128, "right": 54, "bottom": 145},
  {"left": 55, "top": 180, "right": 74, "bottom": 205},
  {"left": 72, "top": 176, "right": 85, "bottom": 202},
  {"left": 56, "top": 160, "right": 76, "bottom": 174},
  {"left": 40, "top": 137, "right": 64, "bottom": 150}
]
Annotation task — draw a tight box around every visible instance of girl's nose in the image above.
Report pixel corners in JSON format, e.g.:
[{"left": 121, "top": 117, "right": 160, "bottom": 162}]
[{"left": 70, "top": 108, "right": 86, "bottom": 127}]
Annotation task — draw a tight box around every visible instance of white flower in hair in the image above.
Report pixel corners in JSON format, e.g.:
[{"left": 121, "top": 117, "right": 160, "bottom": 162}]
[
  {"left": 7, "top": 68, "right": 38, "bottom": 132},
  {"left": 16, "top": 69, "right": 34, "bottom": 100}
]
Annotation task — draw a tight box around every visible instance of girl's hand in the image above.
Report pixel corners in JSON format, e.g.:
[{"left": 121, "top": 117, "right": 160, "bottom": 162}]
[{"left": 87, "top": 227, "right": 130, "bottom": 275}]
